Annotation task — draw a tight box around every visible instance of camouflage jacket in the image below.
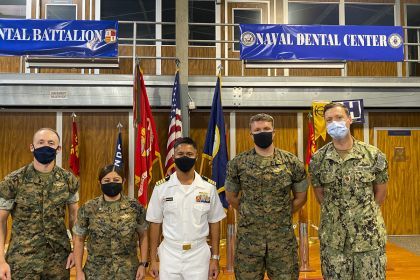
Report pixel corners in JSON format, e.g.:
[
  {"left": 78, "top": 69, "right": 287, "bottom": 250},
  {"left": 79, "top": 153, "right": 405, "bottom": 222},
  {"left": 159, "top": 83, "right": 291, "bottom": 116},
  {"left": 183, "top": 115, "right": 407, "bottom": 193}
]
[
  {"left": 0, "top": 163, "right": 79, "bottom": 256},
  {"left": 226, "top": 148, "right": 307, "bottom": 229},
  {"left": 73, "top": 195, "right": 148, "bottom": 275},
  {"left": 309, "top": 140, "right": 388, "bottom": 252}
]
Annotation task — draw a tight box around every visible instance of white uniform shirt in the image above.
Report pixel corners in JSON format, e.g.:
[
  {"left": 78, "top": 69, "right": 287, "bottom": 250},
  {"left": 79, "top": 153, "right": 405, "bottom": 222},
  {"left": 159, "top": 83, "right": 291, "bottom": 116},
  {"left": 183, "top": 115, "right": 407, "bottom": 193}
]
[{"left": 146, "top": 171, "right": 226, "bottom": 242}]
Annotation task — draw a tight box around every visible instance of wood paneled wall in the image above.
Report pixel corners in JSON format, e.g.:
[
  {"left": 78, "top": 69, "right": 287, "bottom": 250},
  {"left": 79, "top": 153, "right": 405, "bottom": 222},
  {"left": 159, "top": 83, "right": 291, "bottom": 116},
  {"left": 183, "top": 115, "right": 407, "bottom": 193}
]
[
  {"left": 0, "top": 112, "right": 56, "bottom": 243},
  {"left": 368, "top": 112, "right": 420, "bottom": 234},
  {"left": 235, "top": 112, "right": 298, "bottom": 154},
  {"left": 290, "top": 68, "right": 341, "bottom": 77},
  {"left": 100, "top": 46, "right": 156, "bottom": 75},
  {"left": 61, "top": 112, "right": 130, "bottom": 205},
  {"left": 377, "top": 130, "right": 420, "bottom": 234},
  {"left": 347, "top": 62, "right": 398, "bottom": 76},
  {"left": 0, "top": 112, "right": 56, "bottom": 186},
  {"left": 0, "top": 58, "right": 21, "bottom": 73}
]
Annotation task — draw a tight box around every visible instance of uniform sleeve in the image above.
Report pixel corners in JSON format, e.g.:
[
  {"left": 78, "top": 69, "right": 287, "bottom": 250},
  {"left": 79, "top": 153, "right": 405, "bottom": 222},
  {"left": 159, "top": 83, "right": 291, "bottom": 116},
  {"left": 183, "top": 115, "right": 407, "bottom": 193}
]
[
  {"left": 225, "top": 159, "right": 241, "bottom": 193},
  {"left": 290, "top": 156, "right": 308, "bottom": 193},
  {"left": 208, "top": 185, "right": 226, "bottom": 223},
  {"left": 0, "top": 173, "right": 18, "bottom": 211},
  {"left": 146, "top": 186, "right": 163, "bottom": 223},
  {"left": 67, "top": 172, "right": 80, "bottom": 205},
  {"left": 373, "top": 151, "right": 388, "bottom": 185},
  {"left": 72, "top": 205, "right": 88, "bottom": 236},
  {"left": 308, "top": 157, "right": 322, "bottom": 188},
  {"left": 134, "top": 202, "right": 149, "bottom": 233}
]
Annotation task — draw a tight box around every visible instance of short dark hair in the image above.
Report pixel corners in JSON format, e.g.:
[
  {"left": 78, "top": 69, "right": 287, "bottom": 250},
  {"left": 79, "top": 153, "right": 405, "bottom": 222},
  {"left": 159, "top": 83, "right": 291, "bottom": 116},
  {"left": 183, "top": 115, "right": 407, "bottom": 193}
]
[
  {"left": 98, "top": 164, "right": 124, "bottom": 182},
  {"left": 174, "top": 137, "right": 197, "bottom": 150},
  {"left": 323, "top": 102, "right": 350, "bottom": 117}
]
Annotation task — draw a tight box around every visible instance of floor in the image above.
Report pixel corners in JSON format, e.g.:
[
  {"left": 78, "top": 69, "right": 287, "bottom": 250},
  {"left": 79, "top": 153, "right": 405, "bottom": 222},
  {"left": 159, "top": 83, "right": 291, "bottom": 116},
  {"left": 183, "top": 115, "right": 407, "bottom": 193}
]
[{"left": 70, "top": 238, "right": 420, "bottom": 280}]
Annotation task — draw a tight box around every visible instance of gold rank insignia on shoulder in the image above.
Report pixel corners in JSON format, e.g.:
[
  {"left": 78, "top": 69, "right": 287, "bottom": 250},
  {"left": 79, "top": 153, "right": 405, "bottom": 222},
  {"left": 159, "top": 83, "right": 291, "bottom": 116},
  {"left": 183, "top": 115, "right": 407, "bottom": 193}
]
[
  {"left": 202, "top": 176, "right": 216, "bottom": 186},
  {"left": 155, "top": 176, "right": 170, "bottom": 186}
]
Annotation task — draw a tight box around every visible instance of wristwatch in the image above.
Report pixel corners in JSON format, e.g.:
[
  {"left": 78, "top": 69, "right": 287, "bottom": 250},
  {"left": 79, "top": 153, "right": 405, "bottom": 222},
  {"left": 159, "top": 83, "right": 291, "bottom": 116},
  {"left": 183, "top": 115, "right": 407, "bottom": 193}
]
[
  {"left": 211, "top": 255, "right": 220, "bottom": 261},
  {"left": 139, "top": 261, "right": 149, "bottom": 267}
]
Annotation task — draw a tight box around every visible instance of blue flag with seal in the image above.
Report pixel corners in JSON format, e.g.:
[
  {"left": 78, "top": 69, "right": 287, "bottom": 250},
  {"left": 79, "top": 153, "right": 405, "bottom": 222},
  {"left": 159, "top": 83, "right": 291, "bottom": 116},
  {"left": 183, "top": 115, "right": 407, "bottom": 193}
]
[
  {"left": 203, "top": 76, "right": 229, "bottom": 208},
  {"left": 240, "top": 24, "right": 404, "bottom": 61},
  {"left": 113, "top": 131, "right": 123, "bottom": 169},
  {"left": 0, "top": 19, "right": 118, "bottom": 57}
]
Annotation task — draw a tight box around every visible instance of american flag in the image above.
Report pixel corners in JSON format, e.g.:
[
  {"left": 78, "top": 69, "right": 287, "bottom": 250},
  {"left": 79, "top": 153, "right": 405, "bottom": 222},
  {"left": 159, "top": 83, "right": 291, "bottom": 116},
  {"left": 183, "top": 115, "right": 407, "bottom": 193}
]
[{"left": 165, "top": 70, "right": 183, "bottom": 175}]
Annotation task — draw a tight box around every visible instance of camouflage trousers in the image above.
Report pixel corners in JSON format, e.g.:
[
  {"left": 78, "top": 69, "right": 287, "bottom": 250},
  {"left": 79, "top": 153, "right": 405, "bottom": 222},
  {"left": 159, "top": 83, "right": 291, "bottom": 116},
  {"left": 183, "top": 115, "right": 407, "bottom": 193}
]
[
  {"left": 320, "top": 244, "right": 386, "bottom": 280},
  {"left": 84, "top": 255, "right": 139, "bottom": 280},
  {"left": 7, "top": 249, "right": 69, "bottom": 280},
  {"left": 234, "top": 226, "right": 299, "bottom": 280}
]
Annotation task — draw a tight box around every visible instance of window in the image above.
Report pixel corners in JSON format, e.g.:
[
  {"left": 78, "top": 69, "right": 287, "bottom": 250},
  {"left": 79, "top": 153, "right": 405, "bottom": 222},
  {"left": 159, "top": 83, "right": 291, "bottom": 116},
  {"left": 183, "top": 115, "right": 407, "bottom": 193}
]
[
  {"left": 162, "top": 0, "right": 175, "bottom": 45},
  {"left": 345, "top": 4, "right": 394, "bottom": 26},
  {"left": 288, "top": 3, "right": 339, "bottom": 25},
  {"left": 406, "top": 5, "right": 420, "bottom": 76},
  {"left": 101, "top": 0, "right": 156, "bottom": 45},
  {"left": 162, "top": 0, "right": 215, "bottom": 46},
  {"left": 0, "top": 0, "right": 25, "bottom": 19},
  {"left": 189, "top": 0, "right": 215, "bottom": 46},
  {"left": 233, "top": 9, "right": 261, "bottom": 51},
  {"left": 46, "top": 4, "right": 77, "bottom": 20}
]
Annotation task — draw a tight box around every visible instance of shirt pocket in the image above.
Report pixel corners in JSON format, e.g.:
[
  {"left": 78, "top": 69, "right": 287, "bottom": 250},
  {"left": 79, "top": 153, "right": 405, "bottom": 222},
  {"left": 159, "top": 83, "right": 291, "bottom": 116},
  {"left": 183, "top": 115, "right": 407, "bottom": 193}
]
[
  {"left": 357, "top": 171, "right": 376, "bottom": 183},
  {"left": 320, "top": 172, "right": 335, "bottom": 185},
  {"left": 192, "top": 203, "right": 210, "bottom": 225},
  {"left": 14, "top": 187, "right": 42, "bottom": 220},
  {"left": 163, "top": 201, "right": 177, "bottom": 224},
  {"left": 47, "top": 181, "right": 69, "bottom": 215}
]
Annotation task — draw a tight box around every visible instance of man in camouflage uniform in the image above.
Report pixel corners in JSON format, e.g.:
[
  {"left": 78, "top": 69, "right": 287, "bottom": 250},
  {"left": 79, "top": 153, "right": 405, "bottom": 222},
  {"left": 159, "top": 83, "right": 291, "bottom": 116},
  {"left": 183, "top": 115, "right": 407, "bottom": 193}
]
[
  {"left": 0, "top": 128, "right": 79, "bottom": 280},
  {"left": 309, "top": 102, "right": 388, "bottom": 280},
  {"left": 226, "top": 113, "right": 308, "bottom": 280}
]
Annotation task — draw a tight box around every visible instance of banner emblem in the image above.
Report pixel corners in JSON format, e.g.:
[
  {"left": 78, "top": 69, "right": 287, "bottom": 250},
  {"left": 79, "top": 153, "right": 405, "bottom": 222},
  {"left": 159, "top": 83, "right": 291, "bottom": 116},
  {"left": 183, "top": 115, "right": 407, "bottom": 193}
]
[
  {"left": 241, "top": 31, "right": 256, "bottom": 47},
  {"left": 388, "top": 33, "right": 403, "bottom": 49}
]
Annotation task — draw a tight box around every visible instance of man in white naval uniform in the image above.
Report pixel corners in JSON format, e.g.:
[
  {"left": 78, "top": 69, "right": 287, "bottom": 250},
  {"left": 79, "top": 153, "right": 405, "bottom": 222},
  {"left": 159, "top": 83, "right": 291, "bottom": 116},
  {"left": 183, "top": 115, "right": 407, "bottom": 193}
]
[{"left": 147, "top": 137, "right": 226, "bottom": 280}]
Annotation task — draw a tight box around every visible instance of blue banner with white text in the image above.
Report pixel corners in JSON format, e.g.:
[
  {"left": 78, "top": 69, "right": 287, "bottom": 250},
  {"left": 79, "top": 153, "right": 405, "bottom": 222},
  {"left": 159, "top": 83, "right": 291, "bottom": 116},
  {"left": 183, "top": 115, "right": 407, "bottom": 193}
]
[
  {"left": 0, "top": 19, "right": 118, "bottom": 57},
  {"left": 240, "top": 24, "right": 404, "bottom": 61}
]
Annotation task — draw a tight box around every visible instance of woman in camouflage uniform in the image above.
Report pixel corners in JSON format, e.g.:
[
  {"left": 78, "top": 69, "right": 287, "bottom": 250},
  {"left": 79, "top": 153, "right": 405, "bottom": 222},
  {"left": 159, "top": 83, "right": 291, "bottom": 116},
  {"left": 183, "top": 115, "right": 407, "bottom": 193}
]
[{"left": 73, "top": 164, "right": 149, "bottom": 280}]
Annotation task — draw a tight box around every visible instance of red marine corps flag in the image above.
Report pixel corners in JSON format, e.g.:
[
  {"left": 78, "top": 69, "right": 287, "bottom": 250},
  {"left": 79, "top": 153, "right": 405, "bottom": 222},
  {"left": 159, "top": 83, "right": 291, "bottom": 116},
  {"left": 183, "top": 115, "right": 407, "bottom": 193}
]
[
  {"left": 69, "top": 113, "right": 80, "bottom": 176},
  {"left": 305, "top": 117, "right": 317, "bottom": 171},
  {"left": 133, "top": 63, "right": 163, "bottom": 206}
]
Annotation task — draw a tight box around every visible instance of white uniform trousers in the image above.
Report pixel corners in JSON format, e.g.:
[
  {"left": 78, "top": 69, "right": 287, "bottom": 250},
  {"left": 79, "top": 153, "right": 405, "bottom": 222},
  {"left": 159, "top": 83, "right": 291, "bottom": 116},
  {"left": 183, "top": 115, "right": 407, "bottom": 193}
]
[{"left": 158, "top": 238, "right": 211, "bottom": 280}]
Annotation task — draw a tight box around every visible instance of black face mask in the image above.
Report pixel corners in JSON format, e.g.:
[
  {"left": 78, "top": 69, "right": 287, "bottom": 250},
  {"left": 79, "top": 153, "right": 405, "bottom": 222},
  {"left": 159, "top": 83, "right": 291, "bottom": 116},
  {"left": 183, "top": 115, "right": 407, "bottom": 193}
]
[
  {"left": 253, "top": 131, "right": 273, "bottom": 149},
  {"left": 101, "top": 183, "right": 123, "bottom": 197},
  {"left": 175, "top": 156, "right": 196, "bottom": 173},
  {"left": 33, "top": 146, "right": 57, "bottom": 164}
]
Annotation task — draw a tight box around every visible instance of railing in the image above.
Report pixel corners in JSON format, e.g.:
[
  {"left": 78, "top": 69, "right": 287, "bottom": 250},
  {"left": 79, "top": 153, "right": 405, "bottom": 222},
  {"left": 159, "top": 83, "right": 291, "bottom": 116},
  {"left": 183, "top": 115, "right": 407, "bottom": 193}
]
[
  {"left": 118, "top": 21, "right": 420, "bottom": 76},
  {"left": 14, "top": 21, "right": 420, "bottom": 76}
]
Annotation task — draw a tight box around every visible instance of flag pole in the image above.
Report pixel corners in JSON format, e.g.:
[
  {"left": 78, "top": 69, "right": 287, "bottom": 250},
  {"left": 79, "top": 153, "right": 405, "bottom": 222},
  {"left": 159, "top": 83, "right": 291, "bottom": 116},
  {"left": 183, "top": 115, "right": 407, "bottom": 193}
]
[
  {"left": 71, "top": 112, "right": 77, "bottom": 121},
  {"left": 199, "top": 154, "right": 206, "bottom": 175},
  {"left": 114, "top": 123, "right": 123, "bottom": 172},
  {"left": 158, "top": 157, "right": 165, "bottom": 179},
  {"left": 299, "top": 111, "right": 315, "bottom": 272}
]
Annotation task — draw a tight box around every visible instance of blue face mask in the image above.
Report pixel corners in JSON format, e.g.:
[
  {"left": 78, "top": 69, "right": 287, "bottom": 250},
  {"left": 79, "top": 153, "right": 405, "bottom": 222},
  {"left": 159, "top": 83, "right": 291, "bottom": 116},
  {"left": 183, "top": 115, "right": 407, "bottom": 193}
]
[
  {"left": 33, "top": 145, "right": 57, "bottom": 164},
  {"left": 327, "top": 121, "right": 349, "bottom": 140}
]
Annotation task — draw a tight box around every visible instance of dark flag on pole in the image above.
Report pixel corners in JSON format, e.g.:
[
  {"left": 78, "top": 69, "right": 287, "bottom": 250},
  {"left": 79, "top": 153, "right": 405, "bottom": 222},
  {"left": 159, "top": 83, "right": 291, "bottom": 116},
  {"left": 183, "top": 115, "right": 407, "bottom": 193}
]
[
  {"left": 202, "top": 75, "right": 229, "bottom": 208},
  {"left": 113, "top": 124, "right": 123, "bottom": 169}
]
